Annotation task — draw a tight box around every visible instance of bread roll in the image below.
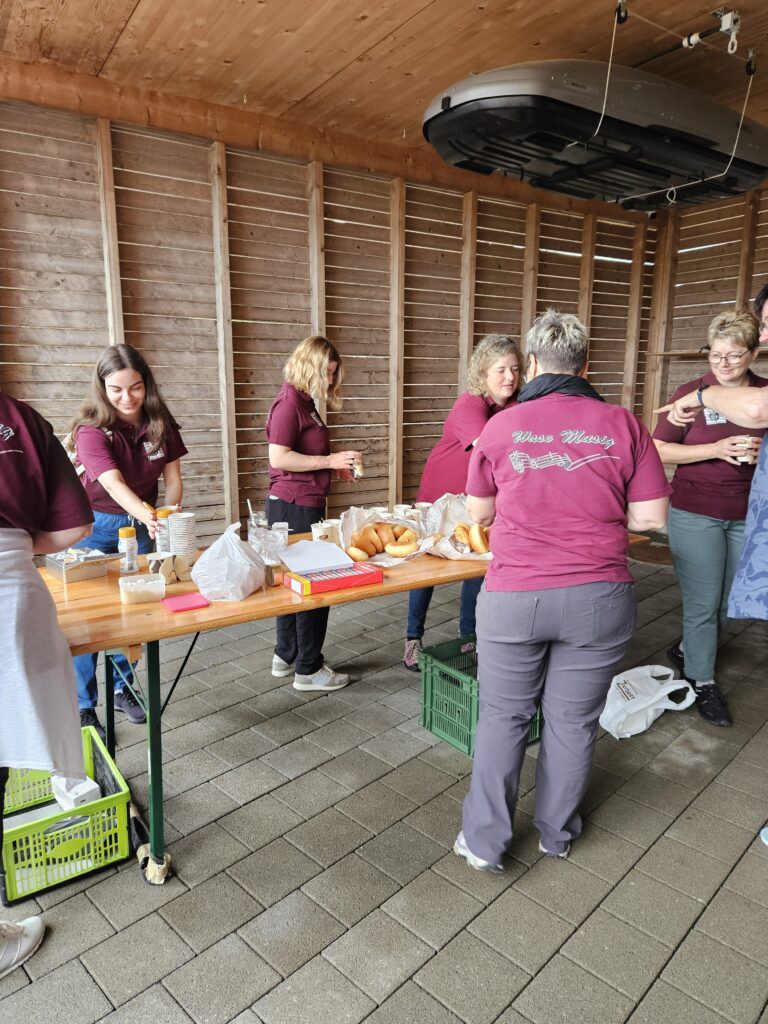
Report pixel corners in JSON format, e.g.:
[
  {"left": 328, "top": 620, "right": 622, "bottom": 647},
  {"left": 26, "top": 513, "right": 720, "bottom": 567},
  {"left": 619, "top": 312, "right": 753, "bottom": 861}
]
[
  {"left": 469, "top": 522, "right": 490, "bottom": 554},
  {"left": 350, "top": 532, "right": 377, "bottom": 556},
  {"left": 453, "top": 522, "right": 471, "bottom": 547},
  {"left": 361, "top": 525, "right": 384, "bottom": 553},
  {"left": 347, "top": 545, "right": 370, "bottom": 561},
  {"left": 398, "top": 528, "right": 418, "bottom": 545},
  {"left": 373, "top": 522, "right": 396, "bottom": 547},
  {"left": 392, "top": 524, "right": 408, "bottom": 539},
  {"left": 385, "top": 541, "right": 419, "bottom": 558}
]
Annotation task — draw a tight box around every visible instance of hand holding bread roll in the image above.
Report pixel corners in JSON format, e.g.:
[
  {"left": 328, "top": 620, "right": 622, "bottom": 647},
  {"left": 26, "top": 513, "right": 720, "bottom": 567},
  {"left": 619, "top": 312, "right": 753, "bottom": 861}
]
[{"left": 469, "top": 522, "right": 489, "bottom": 554}]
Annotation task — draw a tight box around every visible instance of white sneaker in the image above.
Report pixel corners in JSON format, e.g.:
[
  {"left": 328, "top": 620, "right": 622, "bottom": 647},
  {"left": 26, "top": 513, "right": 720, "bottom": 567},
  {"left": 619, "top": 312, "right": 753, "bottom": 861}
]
[
  {"left": 292, "top": 664, "right": 350, "bottom": 692},
  {"left": 538, "top": 839, "right": 570, "bottom": 859},
  {"left": 453, "top": 831, "right": 503, "bottom": 873},
  {"left": 272, "top": 654, "right": 295, "bottom": 678},
  {"left": 0, "top": 917, "right": 45, "bottom": 979}
]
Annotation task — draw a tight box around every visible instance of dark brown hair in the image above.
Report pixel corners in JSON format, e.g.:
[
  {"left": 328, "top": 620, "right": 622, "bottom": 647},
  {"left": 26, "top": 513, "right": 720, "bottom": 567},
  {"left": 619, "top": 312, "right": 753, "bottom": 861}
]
[{"left": 68, "top": 344, "right": 178, "bottom": 453}]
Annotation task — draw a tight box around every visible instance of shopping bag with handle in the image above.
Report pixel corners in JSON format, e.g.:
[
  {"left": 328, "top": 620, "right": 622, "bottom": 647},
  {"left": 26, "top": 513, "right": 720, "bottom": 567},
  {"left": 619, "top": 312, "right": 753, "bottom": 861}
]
[
  {"left": 191, "top": 523, "right": 265, "bottom": 602},
  {"left": 599, "top": 665, "right": 695, "bottom": 740}
]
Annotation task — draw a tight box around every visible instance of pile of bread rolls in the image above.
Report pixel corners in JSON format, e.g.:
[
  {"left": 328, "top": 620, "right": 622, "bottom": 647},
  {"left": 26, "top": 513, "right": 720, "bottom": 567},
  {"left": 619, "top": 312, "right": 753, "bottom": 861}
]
[
  {"left": 453, "top": 521, "right": 491, "bottom": 554},
  {"left": 347, "top": 522, "right": 419, "bottom": 561}
]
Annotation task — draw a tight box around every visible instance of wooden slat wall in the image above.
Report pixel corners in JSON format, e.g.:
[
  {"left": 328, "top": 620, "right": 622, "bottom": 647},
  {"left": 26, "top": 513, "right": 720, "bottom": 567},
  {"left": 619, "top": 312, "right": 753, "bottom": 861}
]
[
  {"left": 0, "top": 103, "right": 107, "bottom": 432},
  {"left": 323, "top": 168, "right": 391, "bottom": 515},
  {"left": 752, "top": 190, "right": 768, "bottom": 302},
  {"left": 111, "top": 124, "right": 222, "bottom": 539},
  {"left": 633, "top": 222, "right": 657, "bottom": 418},
  {"left": 536, "top": 209, "right": 583, "bottom": 316},
  {"left": 588, "top": 220, "right": 635, "bottom": 404},
  {"left": 473, "top": 196, "right": 525, "bottom": 347},
  {"left": 226, "top": 148, "right": 311, "bottom": 518},
  {"left": 402, "top": 184, "right": 463, "bottom": 501}
]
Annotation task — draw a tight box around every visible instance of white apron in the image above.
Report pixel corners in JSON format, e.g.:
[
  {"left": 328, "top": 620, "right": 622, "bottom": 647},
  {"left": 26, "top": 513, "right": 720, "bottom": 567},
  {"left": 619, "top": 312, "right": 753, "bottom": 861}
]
[{"left": 0, "top": 529, "right": 85, "bottom": 778}]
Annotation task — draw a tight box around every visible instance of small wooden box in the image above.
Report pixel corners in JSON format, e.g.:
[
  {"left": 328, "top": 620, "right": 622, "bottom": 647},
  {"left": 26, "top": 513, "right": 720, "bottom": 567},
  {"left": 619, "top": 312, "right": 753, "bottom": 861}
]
[{"left": 45, "top": 551, "right": 121, "bottom": 583}]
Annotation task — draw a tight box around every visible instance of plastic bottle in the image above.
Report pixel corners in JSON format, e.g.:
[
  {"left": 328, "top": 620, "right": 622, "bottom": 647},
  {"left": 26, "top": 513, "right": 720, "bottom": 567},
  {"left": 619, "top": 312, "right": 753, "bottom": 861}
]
[
  {"left": 118, "top": 526, "right": 139, "bottom": 574},
  {"left": 155, "top": 508, "right": 171, "bottom": 552}
]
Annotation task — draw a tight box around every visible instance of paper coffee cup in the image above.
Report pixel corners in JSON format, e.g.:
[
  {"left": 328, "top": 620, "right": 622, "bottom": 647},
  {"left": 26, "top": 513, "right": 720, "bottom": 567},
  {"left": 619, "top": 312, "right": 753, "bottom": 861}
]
[{"left": 168, "top": 512, "right": 197, "bottom": 554}]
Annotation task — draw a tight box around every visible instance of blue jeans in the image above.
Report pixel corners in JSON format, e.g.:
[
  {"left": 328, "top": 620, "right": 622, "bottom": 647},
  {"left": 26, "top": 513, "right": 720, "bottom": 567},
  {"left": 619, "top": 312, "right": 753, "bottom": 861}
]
[
  {"left": 73, "top": 511, "right": 153, "bottom": 709},
  {"left": 406, "top": 576, "right": 483, "bottom": 639}
]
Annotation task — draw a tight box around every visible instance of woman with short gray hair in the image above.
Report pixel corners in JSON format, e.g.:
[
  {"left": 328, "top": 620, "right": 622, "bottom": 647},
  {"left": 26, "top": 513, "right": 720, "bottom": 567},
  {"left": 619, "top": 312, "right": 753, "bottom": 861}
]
[
  {"left": 455, "top": 310, "right": 670, "bottom": 870},
  {"left": 403, "top": 334, "right": 521, "bottom": 670}
]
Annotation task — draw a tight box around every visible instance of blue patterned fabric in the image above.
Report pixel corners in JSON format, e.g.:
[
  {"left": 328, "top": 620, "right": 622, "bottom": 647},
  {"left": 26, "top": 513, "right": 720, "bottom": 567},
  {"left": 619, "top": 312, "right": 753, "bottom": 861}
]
[{"left": 728, "top": 436, "right": 768, "bottom": 619}]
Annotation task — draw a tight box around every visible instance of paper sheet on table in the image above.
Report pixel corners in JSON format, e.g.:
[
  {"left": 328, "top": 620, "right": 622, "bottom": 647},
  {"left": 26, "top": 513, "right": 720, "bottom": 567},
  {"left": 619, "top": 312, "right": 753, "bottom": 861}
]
[{"left": 279, "top": 540, "right": 354, "bottom": 573}]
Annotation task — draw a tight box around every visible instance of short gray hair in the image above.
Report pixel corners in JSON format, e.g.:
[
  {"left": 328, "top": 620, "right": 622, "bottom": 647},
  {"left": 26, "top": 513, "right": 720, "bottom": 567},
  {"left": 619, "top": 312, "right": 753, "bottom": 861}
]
[
  {"left": 525, "top": 309, "right": 588, "bottom": 374},
  {"left": 466, "top": 334, "right": 521, "bottom": 395}
]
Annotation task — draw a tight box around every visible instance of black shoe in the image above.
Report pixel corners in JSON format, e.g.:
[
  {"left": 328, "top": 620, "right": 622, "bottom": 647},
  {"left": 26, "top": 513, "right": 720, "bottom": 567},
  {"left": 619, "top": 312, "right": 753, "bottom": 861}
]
[
  {"left": 694, "top": 684, "right": 732, "bottom": 727},
  {"left": 80, "top": 708, "right": 106, "bottom": 743},
  {"left": 667, "top": 641, "right": 685, "bottom": 675},
  {"left": 113, "top": 687, "right": 146, "bottom": 724}
]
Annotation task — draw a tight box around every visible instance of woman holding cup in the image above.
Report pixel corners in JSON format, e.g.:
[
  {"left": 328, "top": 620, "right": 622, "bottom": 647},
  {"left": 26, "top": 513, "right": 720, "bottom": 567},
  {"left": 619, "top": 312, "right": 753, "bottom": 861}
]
[
  {"left": 403, "top": 334, "right": 521, "bottom": 670},
  {"left": 68, "top": 344, "right": 187, "bottom": 739},
  {"left": 653, "top": 309, "right": 766, "bottom": 726},
  {"left": 266, "top": 335, "right": 360, "bottom": 691}
]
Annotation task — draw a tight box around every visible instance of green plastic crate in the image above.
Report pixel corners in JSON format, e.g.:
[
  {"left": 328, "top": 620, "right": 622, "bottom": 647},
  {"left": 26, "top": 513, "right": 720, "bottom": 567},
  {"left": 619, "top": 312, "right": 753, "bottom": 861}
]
[
  {"left": 1, "top": 726, "right": 131, "bottom": 905},
  {"left": 419, "top": 636, "right": 543, "bottom": 757}
]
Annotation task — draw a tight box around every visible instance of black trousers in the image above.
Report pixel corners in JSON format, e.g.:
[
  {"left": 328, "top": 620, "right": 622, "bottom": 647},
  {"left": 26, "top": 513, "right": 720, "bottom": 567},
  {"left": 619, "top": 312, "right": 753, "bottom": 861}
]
[
  {"left": 266, "top": 495, "right": 328, "bottom": 675},
  {"left": 0, "top": 766, "right": 8, "bottom": 862}
]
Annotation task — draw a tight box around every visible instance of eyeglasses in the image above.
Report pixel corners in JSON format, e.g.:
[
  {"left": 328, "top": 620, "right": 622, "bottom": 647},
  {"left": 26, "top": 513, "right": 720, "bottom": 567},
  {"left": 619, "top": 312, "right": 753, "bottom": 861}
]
[{"left": 708, "top": 351, "right": 749, "bottom": 366}]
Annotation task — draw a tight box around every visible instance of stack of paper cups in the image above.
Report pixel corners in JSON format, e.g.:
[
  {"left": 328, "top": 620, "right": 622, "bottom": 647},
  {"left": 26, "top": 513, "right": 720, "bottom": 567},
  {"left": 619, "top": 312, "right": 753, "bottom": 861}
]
[{"left": 168, "top": 511, "right": 197, "bottom": 555}]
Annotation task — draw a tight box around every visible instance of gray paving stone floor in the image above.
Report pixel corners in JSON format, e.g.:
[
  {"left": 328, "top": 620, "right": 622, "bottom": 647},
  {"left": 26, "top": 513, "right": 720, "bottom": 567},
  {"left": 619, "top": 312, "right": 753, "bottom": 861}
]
[{"left": 2, "top": 561, "right": 768, "bottom": 1023}]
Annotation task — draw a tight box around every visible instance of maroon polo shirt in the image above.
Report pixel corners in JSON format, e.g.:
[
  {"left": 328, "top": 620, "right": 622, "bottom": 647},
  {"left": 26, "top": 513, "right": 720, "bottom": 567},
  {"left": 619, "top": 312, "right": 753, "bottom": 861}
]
[
  {"left": 653, "top": 370, "right": 768, "bottom": 520},
  {"left": 0, "top": 394, "right": 93, "bottom": 533},
  {"left": 417, "top": 392, "right": 505, "bottom": 502},
  {"left": 75, "top": 419, "right": 188, "bottom": 514},
  {"left": 266, "top": 381, "right": 330, "bottom": 507}
]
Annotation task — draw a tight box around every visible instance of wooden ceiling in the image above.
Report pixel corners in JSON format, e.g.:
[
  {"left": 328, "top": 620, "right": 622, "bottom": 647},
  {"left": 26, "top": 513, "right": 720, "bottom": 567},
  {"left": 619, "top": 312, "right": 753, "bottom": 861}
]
[{"left": 1, "top": 0, "right": 766, "bottom": 151}]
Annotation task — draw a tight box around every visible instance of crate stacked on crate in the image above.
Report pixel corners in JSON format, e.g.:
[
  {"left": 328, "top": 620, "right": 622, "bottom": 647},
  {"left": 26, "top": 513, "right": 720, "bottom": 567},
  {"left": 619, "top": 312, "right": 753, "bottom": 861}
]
[
  {"left": 1, "top": 726, "right": 130, "bottom": 905},
  {"left": 419, "top": 637, "right": 543, "bottom": 756}
]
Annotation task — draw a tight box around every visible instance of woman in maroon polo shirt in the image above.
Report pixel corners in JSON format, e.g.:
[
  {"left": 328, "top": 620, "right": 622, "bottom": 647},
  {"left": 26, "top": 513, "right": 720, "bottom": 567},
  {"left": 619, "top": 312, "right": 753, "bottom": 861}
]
[
  {"left": 266, "top": 335, "right": 361, "bottom": 692},
  {"left": 403, "top": 335, "right": 521, "bottom": 671},
  {"left": 68, "top": 344, "right": 188, "bottom": 739},
  {"left": 653, "top": 309, "right": 767, "bottom": 727},
  {"left": 0, "top": 393, "right": 93, "bottom": 976}
]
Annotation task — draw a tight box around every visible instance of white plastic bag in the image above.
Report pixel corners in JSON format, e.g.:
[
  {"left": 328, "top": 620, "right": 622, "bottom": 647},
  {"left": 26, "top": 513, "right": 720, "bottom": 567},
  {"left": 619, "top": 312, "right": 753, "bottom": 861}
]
[
  {"left": 191, "top": 523, "right": 266, "bottom": 602},
  {"left": 599, "top": 665, "right": 695, "bottom": 740}
]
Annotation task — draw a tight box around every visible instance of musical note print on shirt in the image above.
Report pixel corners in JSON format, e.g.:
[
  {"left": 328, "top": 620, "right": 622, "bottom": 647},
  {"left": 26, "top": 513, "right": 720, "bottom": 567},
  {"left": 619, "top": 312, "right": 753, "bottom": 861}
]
[{"left": 508, "top": 450, "right": 620, "bottom": 474}]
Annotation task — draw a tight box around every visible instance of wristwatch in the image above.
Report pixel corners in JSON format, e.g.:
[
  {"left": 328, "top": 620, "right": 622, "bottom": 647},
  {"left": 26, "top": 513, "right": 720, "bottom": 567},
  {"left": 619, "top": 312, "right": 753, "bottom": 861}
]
[{"left": 696, "top": 384, "right": 709, "bottom": 407}]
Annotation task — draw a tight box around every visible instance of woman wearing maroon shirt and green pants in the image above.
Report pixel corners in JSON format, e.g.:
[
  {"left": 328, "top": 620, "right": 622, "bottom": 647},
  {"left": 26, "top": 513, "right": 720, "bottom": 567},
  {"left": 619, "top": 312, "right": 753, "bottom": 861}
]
[
  {"left": 653, "top": 310, "right": 766, "bottom": 727},
  {"left": 266, "top": 336, "right": 361, "bottom": 692}
]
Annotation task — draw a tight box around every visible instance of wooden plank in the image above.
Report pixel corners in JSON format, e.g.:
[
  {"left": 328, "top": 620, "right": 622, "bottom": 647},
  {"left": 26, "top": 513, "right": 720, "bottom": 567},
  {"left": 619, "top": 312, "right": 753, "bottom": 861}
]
[
  {"left": 620, "top": 221, "right": 648, "bottom": 411},
  {"left": 458, "top": 190, "right": 477, "bottom": 389},
  {"left": 389, "top": 177, "right": 405, "bottom": 506},
  {"left": 520, "top": 204, "right": 540, "bottom": 344},
  {"left": 210, "top": 141, "right": 239, "bottom": 525},
  {"left": 96, "top": 119, "right": 124, "bottom": 346},
  {"left": 578, "top": 214, "right": 596, "bottom": 332},
  {"left": 307, "top": 160, "right": 325, "bottom": 339},
  {"left": 735, "top": 190, "right": 759, "bottom": 311},
  {"left": 642, "top": 209, "right": 680, "bottom": 427}
]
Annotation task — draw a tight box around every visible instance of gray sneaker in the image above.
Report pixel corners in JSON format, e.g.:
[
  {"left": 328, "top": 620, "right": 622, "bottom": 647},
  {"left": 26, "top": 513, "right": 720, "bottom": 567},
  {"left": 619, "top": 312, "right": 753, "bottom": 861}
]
[
  {"left": 403, "top": 638, "right": 423, "bottom": 672},
  {"left": 538, "top": 839, "right": 570, "bottom": 859},
  {"left": 293, "top": 664, "right": 350, "bottom": 692},
  {"left": 453, "top": 831, "right": 503, "bottom": 873},
  {"left": 271, "top": 654, "right": 295, "bottom": 678}
]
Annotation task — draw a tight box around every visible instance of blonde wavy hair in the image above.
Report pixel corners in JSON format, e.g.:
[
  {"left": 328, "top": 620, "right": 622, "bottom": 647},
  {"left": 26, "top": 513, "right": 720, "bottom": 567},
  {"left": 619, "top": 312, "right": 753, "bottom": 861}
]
[
  {"left": 707, "top": 309, "right": 760, "bottom": 353},
  {"left": 284, "top": 336, "right": 344, "bottom": 411},
  {"left": 466, "top": 334, "right": 521, "bottom": 396}
]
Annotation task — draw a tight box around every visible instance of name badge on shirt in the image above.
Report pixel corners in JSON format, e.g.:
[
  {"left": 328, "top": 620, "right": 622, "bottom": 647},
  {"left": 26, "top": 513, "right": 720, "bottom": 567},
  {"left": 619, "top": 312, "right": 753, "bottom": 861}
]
[
  {"left": 703, "top": 409, "right": 727, "bottom": 426},
  {"left": 143, "top": 441, "right": 165, "bottom": 461}
]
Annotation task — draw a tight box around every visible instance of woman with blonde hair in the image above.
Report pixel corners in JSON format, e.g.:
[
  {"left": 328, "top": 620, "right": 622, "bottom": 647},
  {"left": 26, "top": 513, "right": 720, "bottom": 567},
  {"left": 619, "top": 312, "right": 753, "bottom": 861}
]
[
  {"left": 653, "top": 308, "right": 767, "bottom": 726},
  {"left": 266, "top": 335, "right": 361, "bottom": 691},
  {"left": 403, "top": 334, "right": 521, "bottom": 670}
]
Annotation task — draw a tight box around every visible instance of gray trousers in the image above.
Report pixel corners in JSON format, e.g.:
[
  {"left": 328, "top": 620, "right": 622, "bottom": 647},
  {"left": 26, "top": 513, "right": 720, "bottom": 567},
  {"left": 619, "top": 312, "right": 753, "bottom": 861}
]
[
  {"left": 667, "top": 506, "right": 745, "bottom": 682},
  {"left": 462, "top": 581, "right": 636, "bottom": 860}
]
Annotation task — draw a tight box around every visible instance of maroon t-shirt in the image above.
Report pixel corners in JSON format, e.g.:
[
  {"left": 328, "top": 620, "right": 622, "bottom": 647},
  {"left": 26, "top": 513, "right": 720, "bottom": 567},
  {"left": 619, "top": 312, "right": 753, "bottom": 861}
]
[
  {"left": 266, "top": 382, "right": 330, "bottom": 508},
  {"left": 0, "top": 394, "right": 93, "bottom": 533},
  {"left": 417, "top": 392, "right": 505, "bottom": 502},
  {"left": 653, "top": 370, "right": 768, "bottom": 520},
  {"left": 75, "top": 418, "right": 188, "bottom": 514},
  {"left": 467, "top": 394, "right": 671, "bottom": 591}
]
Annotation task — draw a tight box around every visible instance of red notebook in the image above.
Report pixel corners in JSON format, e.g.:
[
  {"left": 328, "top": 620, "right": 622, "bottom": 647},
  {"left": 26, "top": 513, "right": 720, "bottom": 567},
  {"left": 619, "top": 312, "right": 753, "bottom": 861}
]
[{"left": 162, "top": 593, "right": 210, "bottom": 612}]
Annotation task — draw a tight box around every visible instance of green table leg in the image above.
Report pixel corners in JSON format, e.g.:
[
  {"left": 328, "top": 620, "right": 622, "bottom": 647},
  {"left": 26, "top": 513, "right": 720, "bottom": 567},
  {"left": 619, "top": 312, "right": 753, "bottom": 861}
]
[
  {"left": 145, "top": 640, "right": 165, "bottom": 863},
  {"left": 104, "top": 657, "right": 116, "bottom": 758}
]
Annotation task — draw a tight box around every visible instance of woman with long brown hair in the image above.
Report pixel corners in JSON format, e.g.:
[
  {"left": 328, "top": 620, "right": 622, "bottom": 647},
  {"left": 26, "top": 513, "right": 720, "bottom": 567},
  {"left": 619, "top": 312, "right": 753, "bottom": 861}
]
[
  {"left": 69, "top": 344, "right": 188, "bottom": 738},
  {"left": 266, "top": 335, "right": 360, "bottom": 692}
]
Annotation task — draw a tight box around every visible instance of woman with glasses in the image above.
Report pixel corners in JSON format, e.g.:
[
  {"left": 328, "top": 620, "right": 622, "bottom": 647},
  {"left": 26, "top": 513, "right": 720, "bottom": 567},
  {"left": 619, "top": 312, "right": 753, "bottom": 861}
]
[{"left": 653, "top": 309, "right": 766, "bottom": 727}]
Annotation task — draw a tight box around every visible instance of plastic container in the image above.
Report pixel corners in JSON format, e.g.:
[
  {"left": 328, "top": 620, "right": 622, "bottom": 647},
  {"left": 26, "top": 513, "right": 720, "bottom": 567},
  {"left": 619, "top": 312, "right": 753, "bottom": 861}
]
[
  {"left": 117, "top": 526, "right": 138, "bottom": 574},
  {"left": 154, "top": 508, "right": 171, "bottom": 552},
  {"left": 118, "top": 573, "right": 166, "bottom": 605},
  {"left": 419, "top": 636, "right": 543, "bottom": 756},
  {"left": 271, "top": 522, "right": 289, "bottom": 548},
  {"left": 1, "top": 726, "right": 130, "bottom": 904}
]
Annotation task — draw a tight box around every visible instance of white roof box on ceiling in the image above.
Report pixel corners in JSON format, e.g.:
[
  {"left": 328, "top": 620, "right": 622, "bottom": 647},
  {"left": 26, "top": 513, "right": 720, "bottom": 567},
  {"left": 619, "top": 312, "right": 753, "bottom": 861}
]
[{"left": 423, "top": 60, "right": 768, "bottom": 210}]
